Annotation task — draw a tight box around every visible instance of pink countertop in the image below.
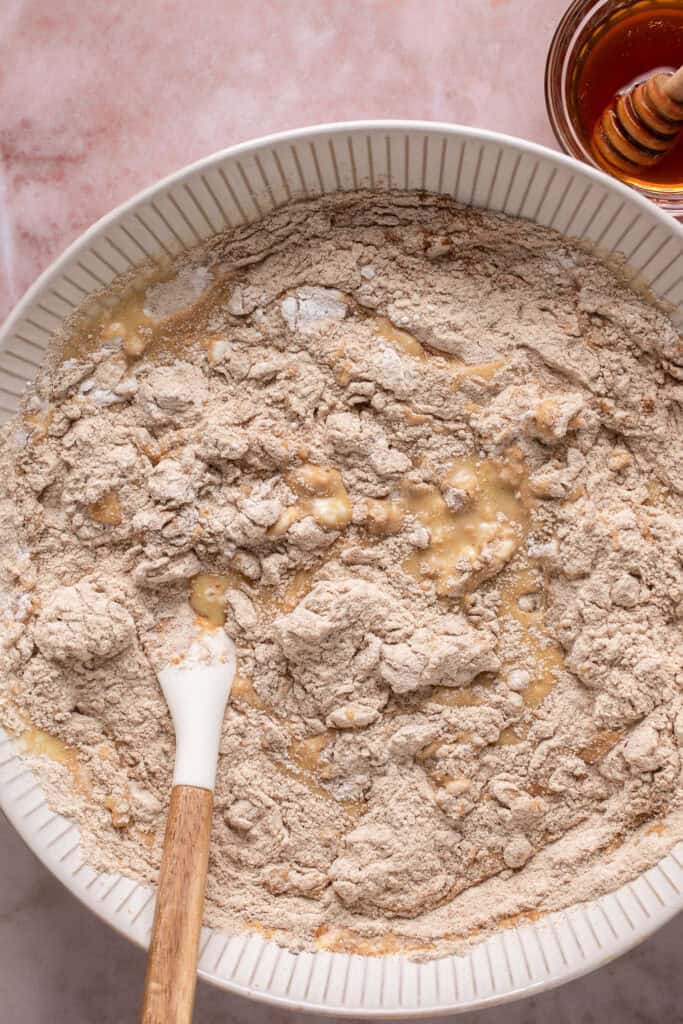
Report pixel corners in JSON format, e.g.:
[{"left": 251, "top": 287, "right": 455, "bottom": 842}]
[{"left": 0, "top": 0, "right": 568, "bottom": 325}]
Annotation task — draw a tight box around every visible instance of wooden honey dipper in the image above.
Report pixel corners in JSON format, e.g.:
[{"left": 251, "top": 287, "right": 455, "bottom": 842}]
[{"left": 592, "top": 65, "right": 683, "bottom": 175}]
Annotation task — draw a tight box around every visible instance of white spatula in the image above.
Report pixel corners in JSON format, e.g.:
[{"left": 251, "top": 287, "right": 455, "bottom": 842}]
[{"left": 141, "top": 619, "right": 236, "bottom": 1024}]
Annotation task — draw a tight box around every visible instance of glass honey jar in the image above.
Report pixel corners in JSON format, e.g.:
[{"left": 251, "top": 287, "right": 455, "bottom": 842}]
[{"left": 545, "top": 0, "right": 683, "bottom": 213}]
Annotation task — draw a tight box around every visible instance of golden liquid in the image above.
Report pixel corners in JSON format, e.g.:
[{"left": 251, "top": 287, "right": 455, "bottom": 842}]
[
  {"left": 189, "top": 572, "right": 242, "bottom": 626},
  {"left": 315, "top": 925, "right": 434, "bottom": 956},
  {"left": 401, "top": 454, "right": 530, "bottom": 596},
  {"left": 373, "top": 316, "right": 505, "bottom": 383},
  {"left": 61, "top": 261, "right": 232, "bottom": 364},
  {"left": 497, "top": 564, "right": 566, "bottom": 709},
  {"left": 374, "top": 316, "right": 427, "bottom": 358},
  {"left": 289, "top": 732, "right": 332, "bottom": 772},
  {"left": 20, "top": 726, "right": 90, "bottom": 793},
  {"left": 24, "top": 408, "right": 54, "bottom": 441},
  {"left": 268, "top": 464, "right": 352, "bottom": 538},
  {"left": 231, "top": 674, "right": 267, "bottom": 709},
  {"left": 88, "top": 491, "right": 122, "bottom": 526},
  {"left": 431, "top": 687, "right": 486, "bottom": 708},
  {"left": 497, "top": 724, "right": 530, "bottom": 745}
]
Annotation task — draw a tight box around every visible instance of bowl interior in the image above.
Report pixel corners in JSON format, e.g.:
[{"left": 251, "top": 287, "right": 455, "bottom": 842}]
[{"left": 1, "top": 122, "right": 683, "bottom": 1018}]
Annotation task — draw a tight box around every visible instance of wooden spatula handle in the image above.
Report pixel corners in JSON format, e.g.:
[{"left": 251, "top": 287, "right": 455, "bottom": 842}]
[{"left": 141, "top": 785, "right": 213, "bottom": 1024}]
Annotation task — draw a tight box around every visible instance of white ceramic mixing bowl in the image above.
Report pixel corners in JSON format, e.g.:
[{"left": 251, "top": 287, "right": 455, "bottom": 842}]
[{"left": 1, "top": 122, "right": 682, "bottom": 1017}]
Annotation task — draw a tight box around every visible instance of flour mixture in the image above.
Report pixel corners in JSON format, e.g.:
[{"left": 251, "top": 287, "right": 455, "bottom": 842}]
[{"left": 1, "top": 192, "right": 683, "bottom": 958}]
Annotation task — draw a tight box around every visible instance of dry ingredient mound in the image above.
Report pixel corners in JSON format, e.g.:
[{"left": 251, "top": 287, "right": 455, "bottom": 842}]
[{"left": 1, "top": 191, "right": 683, "bottom": 960}]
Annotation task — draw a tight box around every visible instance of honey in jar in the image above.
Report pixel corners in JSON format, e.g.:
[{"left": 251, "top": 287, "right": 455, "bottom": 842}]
[{"left": 572, "top": 2, "right": 683, "bottom": 191}]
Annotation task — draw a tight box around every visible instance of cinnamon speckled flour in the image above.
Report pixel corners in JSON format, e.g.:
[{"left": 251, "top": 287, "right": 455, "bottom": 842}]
[{"left": 2, "top": 192, "right": 683, "bottom": 959}]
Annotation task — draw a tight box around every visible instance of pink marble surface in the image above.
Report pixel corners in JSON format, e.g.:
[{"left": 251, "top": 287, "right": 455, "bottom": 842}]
[{"left": 0, "top": 0, "right": 567, "bottom": 326}]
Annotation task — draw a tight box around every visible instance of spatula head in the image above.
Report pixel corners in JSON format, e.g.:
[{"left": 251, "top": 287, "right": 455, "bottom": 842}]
[{"left": 156, "top": 618, "right": 236, "bottom": 790}]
